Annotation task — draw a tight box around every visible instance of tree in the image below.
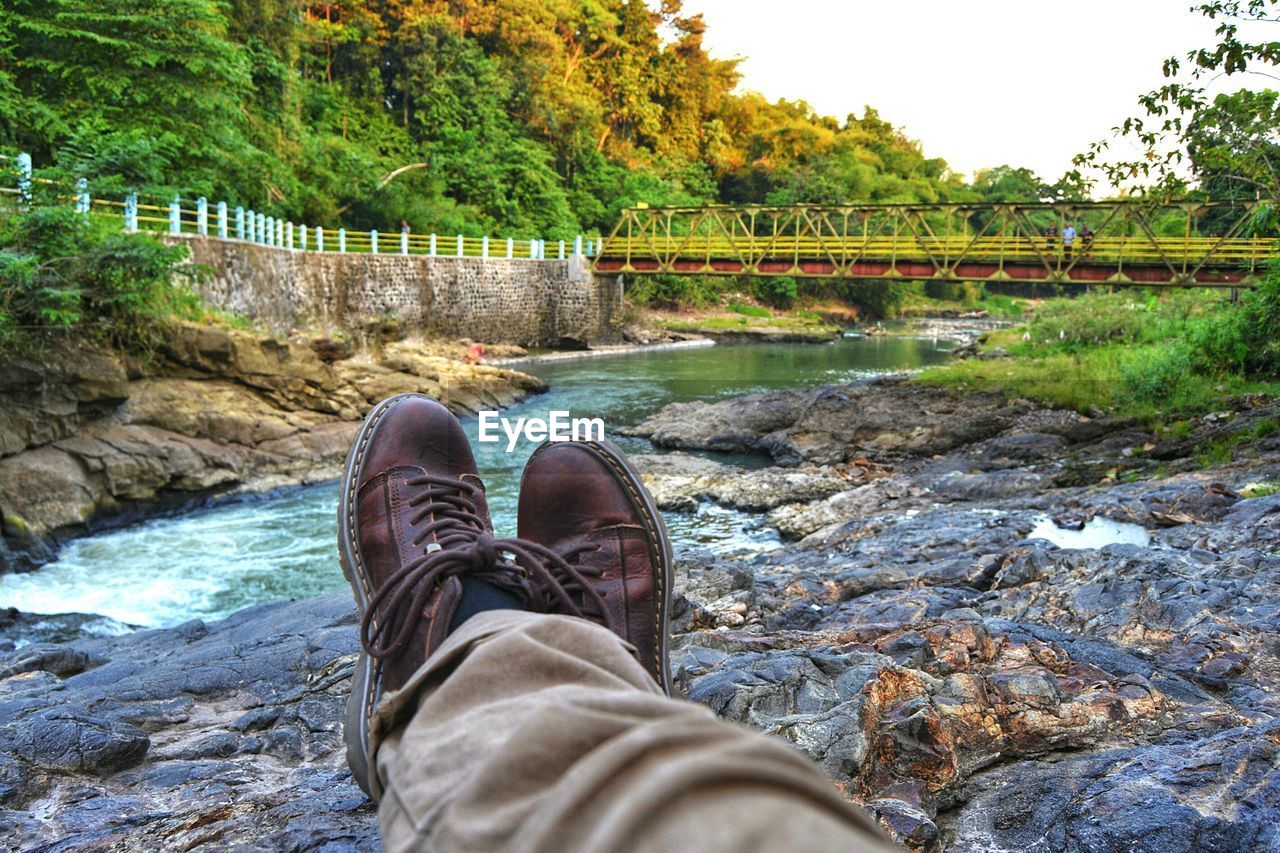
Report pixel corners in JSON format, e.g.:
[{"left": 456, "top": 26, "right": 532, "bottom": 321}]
[
  {"left": 1, "top": 0, "right": 252, "bottom": 197},
  {"left": 1077, "top": 0, "right": 1280, "bottom": 197}
]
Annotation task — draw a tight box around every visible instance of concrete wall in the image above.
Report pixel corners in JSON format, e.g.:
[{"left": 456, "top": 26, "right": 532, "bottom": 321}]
[{"left": 171, "top": 235, "right": 622, "bottom": 347}]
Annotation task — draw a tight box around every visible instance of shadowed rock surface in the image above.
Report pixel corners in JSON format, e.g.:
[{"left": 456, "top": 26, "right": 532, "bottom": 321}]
[
  {"left": 0, "top": 594, "right": 376, "bottom": 849},
  {"left": 3, "top": 378, "right": 1280, "bottom": 850}
]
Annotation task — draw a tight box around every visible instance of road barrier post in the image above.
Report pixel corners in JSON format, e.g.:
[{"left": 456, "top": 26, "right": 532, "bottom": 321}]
[{"left": 16, "top": 152, "right": 31, "bottom": 209}]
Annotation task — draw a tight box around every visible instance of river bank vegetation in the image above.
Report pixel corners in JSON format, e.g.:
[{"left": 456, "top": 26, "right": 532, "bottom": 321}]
[{"left": 918, "top": 275, "right": 1280, "bottom": 426}]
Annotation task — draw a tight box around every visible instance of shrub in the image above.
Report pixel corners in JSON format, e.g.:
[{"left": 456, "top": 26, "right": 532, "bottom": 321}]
[
  {"left": 1118, "top": 344, "right": 1192, "bottom": 405},
  {"left": 1026, "top": 294, "right": 1150, "bottom": 350},
  {"left": 1189, "top": 257, "right": 1280, "bottom": 376},
  {"left": 624, "top": 274, "right": 723, "bottom": 309},
  {"left": 752, "top": 276, "right": 797, "bottom": 309},
  {"left": 0, "top": 205, "right": 194, "bottom": 354},
  {"left": 924, "top": 280, "right": 984, "bottom": 304},
  {"left": 831, "top": 280, "right": 907, "bottom": 319}
]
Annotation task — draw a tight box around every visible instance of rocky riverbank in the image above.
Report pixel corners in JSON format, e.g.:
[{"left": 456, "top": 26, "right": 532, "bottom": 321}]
[
  {"left": 0, "top": 325, "right": 546, "bottom": 573},
  {"left": 1, "top": 377, "right": 1277, "bottom": 850}
]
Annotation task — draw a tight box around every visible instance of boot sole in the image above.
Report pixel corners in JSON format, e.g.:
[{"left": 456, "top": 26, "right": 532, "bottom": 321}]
[{"left": 337, "top": 392, "right": 428, "bottom": 800}]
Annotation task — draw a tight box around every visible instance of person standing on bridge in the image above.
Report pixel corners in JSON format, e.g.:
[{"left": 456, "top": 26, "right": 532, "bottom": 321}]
[
  {"left": 1044, "top": 222, "right": 1057, "bottom": 252},
  {"left": 1080, "top": 223, "right": 1094, "bottom": 251},
  {"left": 337, "top": 393, "right": 897, "bottom": 852},
  {"left": 1062, "top": 222, "right": 1076, "bottom": 260}
]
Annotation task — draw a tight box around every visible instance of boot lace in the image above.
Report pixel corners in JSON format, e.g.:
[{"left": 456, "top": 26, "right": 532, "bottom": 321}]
[{"left": 361, "top": 473, "right": 615, "bottom": 659}]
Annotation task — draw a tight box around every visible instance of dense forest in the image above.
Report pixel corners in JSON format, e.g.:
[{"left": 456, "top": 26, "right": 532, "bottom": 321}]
[
  {"left": 0, "top": 0, "right": 1274, "bottom": 344},
  {"left": 0, "top": 0, "right": 1046, "bottom": 240}
]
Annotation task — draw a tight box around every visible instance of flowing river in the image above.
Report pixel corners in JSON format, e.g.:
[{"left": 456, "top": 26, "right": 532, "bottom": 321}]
[{"left": 0, "top": 333, "right": 956, "bottom": 635}]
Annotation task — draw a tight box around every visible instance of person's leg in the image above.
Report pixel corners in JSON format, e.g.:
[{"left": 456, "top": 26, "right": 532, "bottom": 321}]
[
  {"left": 371, "top": 610, "right": 890, "bottom": 852},
  {"left": 339, "top": 398, "right": 893, "bottom": 851}
]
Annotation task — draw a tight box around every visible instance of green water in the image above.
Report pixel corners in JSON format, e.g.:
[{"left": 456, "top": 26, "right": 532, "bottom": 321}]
[{"left": 0, "top": 335, "right": 954, "bottom": 630}]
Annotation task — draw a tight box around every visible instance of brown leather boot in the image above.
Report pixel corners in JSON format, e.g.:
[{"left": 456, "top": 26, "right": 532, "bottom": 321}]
[
  {"left": 518, "top": 438, "right": 674, "bottom": 694},
  {"left": 338, "top": 394, "right": 517, "bottom": 797},
  {"left": 340, "top": 394, "right": 615, "bottom": 799}
]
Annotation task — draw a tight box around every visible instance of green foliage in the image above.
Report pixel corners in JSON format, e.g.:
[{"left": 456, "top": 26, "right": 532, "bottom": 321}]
[
  {"left": 1118, "top": 343, "right": 1193, "bottom": 404},
  {"left": 0, "top": 1, "right": 972, "bottom": 238},
  {"left": 1078, "top": 0, "right": 1280, "bottom": 196},
  {"left": 1188, "top": 258, "right": 1280, "bottom": 375},
  {"left": 924, "top": 280, "right": 985, "bottom": 304},
  {"left": 1018, "top": 291, "right": 1210, "bottom": 353},
  {"left": 978, "top": 294, "right": 1024, "bottom": 316},
  {"left": 624, "top": 274, "right": 721, "bottom": 309},
  {"left": 751, "top": 276, "right": 797, "bottom": 309},
  {"left": 919, "top": 288, "right": 1280, "bottom": 420},
  {"left": 822, "top": 280, "right": 907, "bottom": 319},
  {"left": 0, "top": 206, "right": 194, "bottom": 353},
  {"left": 1240, "top": 480, "right": 1280, "bottom": 497}
]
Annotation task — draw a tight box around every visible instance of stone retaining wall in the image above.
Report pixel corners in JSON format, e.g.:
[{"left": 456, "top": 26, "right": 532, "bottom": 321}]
[{"left": 172, "top": 235, "right": 622, "bottom": 346}]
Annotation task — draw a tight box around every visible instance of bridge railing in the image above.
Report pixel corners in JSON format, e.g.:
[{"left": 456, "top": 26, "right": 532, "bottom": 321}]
[
  {"left": 598, "top": 235, "right": 1274, "bottom": 264},
  {"left": 596, "top": 202, "right": 1277, "bottom": 285},
  {"left": 0, "top": 153, "right": 605, "bottom": 261}
]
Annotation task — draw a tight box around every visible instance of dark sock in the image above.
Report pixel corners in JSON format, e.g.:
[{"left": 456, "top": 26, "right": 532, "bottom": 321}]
[{"left": 448, "top": 575, "right": 525, "bottom": 633}]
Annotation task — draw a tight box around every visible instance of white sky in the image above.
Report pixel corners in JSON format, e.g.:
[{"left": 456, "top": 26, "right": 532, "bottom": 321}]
[{"left": 679, "top": 0, "right": 1275, "bottom": 184}]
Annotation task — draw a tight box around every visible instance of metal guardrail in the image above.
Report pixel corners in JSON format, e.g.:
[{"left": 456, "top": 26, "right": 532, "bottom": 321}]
[
  {"left": 1, "top": 153, "right": 604, "bottom": 261},
  {"left": 595, "top": 202, "right": 1277, "bottom": 286}
]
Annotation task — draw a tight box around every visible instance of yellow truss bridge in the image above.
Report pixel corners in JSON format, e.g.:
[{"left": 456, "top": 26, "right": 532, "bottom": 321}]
[{"left": 594, "top": 200, "right": 1274, "bottom": 287}]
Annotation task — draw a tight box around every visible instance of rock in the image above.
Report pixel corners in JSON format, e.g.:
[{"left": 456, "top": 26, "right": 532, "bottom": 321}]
[
  {"left": 0, "top": 346, "right": 129, "bottom": 459},
  {"left": 624, "top": 380, "right": 1025, "bottom": 466},
  {"left": 0, "top": 643, "right": 91, "bottom": 679},
  {"left": 7, "top": 710, "right": 149, "bottom": 775},
  {"left": 945, "top": 719, "right": 1280, "bottom": 850},
  {"left": 0, "top": 608, "right": 134, "bottom": 647},
  {"left": 0, "top": 593, "right": 370, "bottom": 848},
  {"left": 633, "top": 453, "right": 854, "bottom": 512},
  {"left": 5, "top": 346, "right": 1280, "bottom": 848},
  {"left": 680, "top": 325, "right": 842, "bottom": 344},
  {"left": 0, "top": 325, "right": 548, "bottom": 572}
]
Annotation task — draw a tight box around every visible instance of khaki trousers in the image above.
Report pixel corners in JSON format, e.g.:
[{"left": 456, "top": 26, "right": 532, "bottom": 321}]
[{"left": 362, "top": 609, "right": 894, "bottom": 852}]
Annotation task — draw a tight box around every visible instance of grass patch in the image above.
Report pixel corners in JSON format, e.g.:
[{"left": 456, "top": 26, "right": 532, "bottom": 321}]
[
  {"left": 656, "top": 305, "right": 839, "bottom": 336},
  {"left": 1240, "top": 481, "right": 1280, "bottom": 498},
  {"left": 921, "top": 333, "right": 1280, "bottom": 417},
  {"left": 728, "top": 301, "right": 771, "bottom": 318},
  {"left": 663, "top": 316, "right": 749, "bottom": 331},
  {"left": 917, "top": 287, "right": 1280, "bottom": 420}
]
